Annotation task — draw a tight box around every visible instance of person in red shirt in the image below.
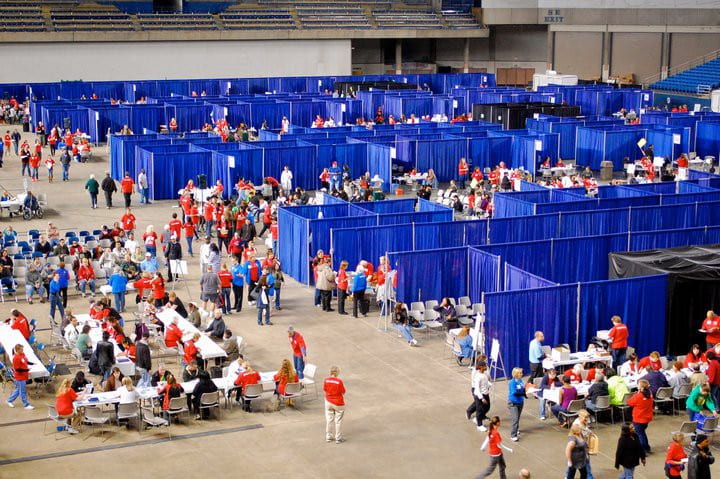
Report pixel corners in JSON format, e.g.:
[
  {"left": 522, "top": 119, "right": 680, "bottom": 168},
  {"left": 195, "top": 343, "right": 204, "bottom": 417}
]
[
  {"left": 212, "top": 180, "right": 224, "bottom": 198},
  {"left": 120, "top": 172, "right": 135, "bottom": 208},
  {"left": 165, "top": 317, "right": 183, "bottom": 348},
  {"left": 664, "top": 432, "right": 687, "bottom": 477},
  {"left": 2, "top": 131, "right": 10, "bottom": 159},
  {"left": 55, "top": 378, "right": 86, "bottom": 433},
  {"left": 233, "top": 361, "right": 261, "bottom": 411},
  {"left": 183, "top": 220, "right": 196, "bottom": 256},
  {"left": 168, "top": 213, "right": 182, "bottom": 240},
  {"left": 179, "top": 192, "right": 192, "bottom": 220},
  {"left": 607, "top": 315, "right": 629, "bottom": 367},
  {"left": 8, "top": 309, "right": 30, "bottom": 339},
  {"left": 684, "top": 344, "right": 707, "bottom": 368},
  {"left": 270, "top": 219, "right": 279, "bottom": 253},
  {"left": 478, "top": 416, "right": 512, "bottom": 477},
  {"left": 323, "top": 365, "right": 346, "bottom": 443},
  {"left": 7, "top": 344, "right": 33, "bottom": 409},
  {"left": 336, "top": 261, "right": 349, "bottom": 316},
  {"left": 133, "top": 271, "right": 152, "bottom": 301},
  {"left": 183, "top": 333, "right": 200, "bottom": 365},
  {"left": 77, "top": 257, "right": 96, "bottom": 298},
  {"left": 273, "top": 358, "right": 298, "bottom": 401},
  {"left": 203, "top": 200, "right": 215, "bottom": 238},
  {"left": 638, "top": 352, "right": 662, "bottom": 371},
  {"left": 157, "top": 373, "right": 183, "bottom": 417},
  {"left": 151, "top": 272, "right": 166, "bottom": 307},
  {"left": 169, "top": 117, "right": 178, "bottom": 132},
  {"left": 702, "top": 310, "right": 720, "bottom": 349},
  {"left": 143, "top": 226, "right": 158, "bottom": 258},
  {"left": 29, "top": 152, "right": 40, "bottom": 182},
  {"left": 457, "top": 158, "right": 469, "bottom": 189},
  {"left": 627, "top": 379, "right": 654, "bottom": 453},
  {"left": 121, "top": 207, "right": 136, "bottom": 235},
  {"left": 677, "top": 154, "right": 689, "bottom": 169},
  {"left": 217, "top": 263, "right": 233, "bottom": 315},
  {"left": 288, "top": 326, "right": 307, "bottom": 379}
]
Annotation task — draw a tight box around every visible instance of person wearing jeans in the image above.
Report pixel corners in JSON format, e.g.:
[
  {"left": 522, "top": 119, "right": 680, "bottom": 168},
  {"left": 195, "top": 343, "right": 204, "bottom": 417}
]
[
  {"left": 135, "top": 333, "right": 152, "bottom": 388},
  {"left": 6, "top": 344, "right": 33, "bottom": 409},
  {"left": 507, "top": 368, "right": 526, "bottom": 441},
  {"left": 230, "top": 256, "right": 244, "bottom": 313},
  {"left": 288, "top": 326, "right": 306, "bottom": 380},
  {"left": 48, "top": 274, "right": 64, "bottom": 323},
  {"left": 627, "top": 379, "right": 654, "bottom": 454},
  {"left": 108, "top": 267, "right": 128, "bottom": 313},
  {"left": 614, "top": 423, "right": 646, "bottom": 479}
]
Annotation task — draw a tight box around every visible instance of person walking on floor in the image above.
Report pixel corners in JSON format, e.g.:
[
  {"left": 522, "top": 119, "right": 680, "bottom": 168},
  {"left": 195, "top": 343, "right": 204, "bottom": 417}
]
[
  {"left": 288, "top": 326, "right": 307, "bottom": 380},
  {"left": 5, "top": 344, "right": 34, "bottom": 410},
  {"left": 120, "top": 171, "right": 135, "bottom": 208},
  {"left": 566, "top": 423, "right": 589, "bottom": 479},
  {"left": 138, "top": 168, "right": 150, "bottom": 204},
  {"left": 468, "top": 360, "right": 491, "bottom": 431},
  {"left": 615, "top": 423, "right": 646, "bottom": 479},
  {"left": 507, "top": 368, "right": 526, "bottom": 442},
  {"left": 324, "top": 366, "right": 346, "bottom": 444},
  {"left": 476, "top": 416, "right": 512, "bottom": 479},
  {"left": 101, "top": 171, "right": 117, "bottom": 209},
  {"left": 84, "top": 174, "right": 99, "bottom": 209},
  {"left": 627, "top": 379, "right": 654, "bottom": 454}
]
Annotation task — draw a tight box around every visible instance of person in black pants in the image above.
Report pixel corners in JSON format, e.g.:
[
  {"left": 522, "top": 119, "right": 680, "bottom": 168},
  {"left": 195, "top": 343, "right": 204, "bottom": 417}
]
[
  {"left": 101, "top": 172, "right": 117, "bottom": 209},
  {"left": 165, "top": 236, "right": 182, "bottom": 282},
  {"left": 191, "top": 370, "right": 218, "bottom": 420}
]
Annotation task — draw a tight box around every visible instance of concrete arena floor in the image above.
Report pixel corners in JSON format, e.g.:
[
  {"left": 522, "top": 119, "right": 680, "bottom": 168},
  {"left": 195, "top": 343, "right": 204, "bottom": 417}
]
[{"left": 0, "top": 132, "right": 692, "bottom": 478}]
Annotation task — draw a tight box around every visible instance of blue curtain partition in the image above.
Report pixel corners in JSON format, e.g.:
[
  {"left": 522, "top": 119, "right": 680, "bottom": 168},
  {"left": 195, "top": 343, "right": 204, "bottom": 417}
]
[
  {"left": 290, "top": 100, "right": 327, "bottom": 128},
  {"left": 489, "top": 214, "right": 559, "bottom": 244},
  {"left": 377, "top": 210, "right": 453, "bottom": 225},
  {"left": 367, "top": 143, "right": 393, "bottom": 192},
  {"left": 576, "top": 126, "right": 647, "bottom": 170},
  {"left": 278, "top": 207, "right": 309, "bottom": 285},
  {"left": 124, "top": 104, "right": 165, "bottom": 134},
  {"left": 549, "top": 234, "right": 629, "bottom": 284},
  {"left": 696, "top": 121, "right": 720, "bottom": 159},
  {"left": 629, "top": 226, "right": 708, "bottom": 250},
  {"left": 484, "top": 285, "right": 578, "bottom": 372},
  {"left": 354, "top": 198, "right": 417, "bottom": 214},
  {"left": 468, "top": 247, "right": 501, "bottom": 303},
  {"left": 493, "top": 193, "right": 536, "bottom": 218},
  {"left": 86, "top": 106, "right": 131, "bottom": 143},
  {"left": 139, "top": 151, "right": 214, "bottom": 201},
  {"left": 389, "top": 247, "right": 468, "bottom": 304},
  {"left": 330, "top": 224, "right": 414, "bottom": 271},
  {"left": 109, "top": 134, "right": 166, "bottom": 179},
  {"left": 414, "top": 220, "right": 488, "bottom": 250},
  {"left": 417, "top": 198, "right": 454, "bottom": 213},
  {"left": 578, "top": 275, "right": 667, "bottom": 356},
  {"left": 558, "top": 208, "right": 631, "bottom": 237},
  {"left": 415, "top": 138, "right": 469, "bottom": 182},
  {"left": 479, "top": 239, "right": 552, "bottom": 280},
  {"left": 647, "top": 125, "right": 691, "bottom": 159},
  {"left": 505, "top": 263, "right": 557, "bottom": 291}
]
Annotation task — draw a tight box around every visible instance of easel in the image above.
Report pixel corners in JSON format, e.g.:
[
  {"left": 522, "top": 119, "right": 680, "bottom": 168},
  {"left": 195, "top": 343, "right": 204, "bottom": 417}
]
[
  {"left": 170, "top": 259, "right": 193, "bottom": 300},
  {"left": 377, "top": 270, "right": 397, "bottom": 332}
]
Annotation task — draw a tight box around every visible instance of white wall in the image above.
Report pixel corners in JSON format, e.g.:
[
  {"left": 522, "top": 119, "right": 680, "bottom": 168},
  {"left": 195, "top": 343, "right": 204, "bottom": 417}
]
[{"left": 0, "top": 40, "right": 352, "bottom": 83}]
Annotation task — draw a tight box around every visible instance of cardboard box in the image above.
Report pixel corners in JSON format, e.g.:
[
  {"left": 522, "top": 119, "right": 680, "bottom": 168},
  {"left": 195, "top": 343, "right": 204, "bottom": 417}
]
[{"left": 552, "top": 346, "right": 570, "bottom": 362}]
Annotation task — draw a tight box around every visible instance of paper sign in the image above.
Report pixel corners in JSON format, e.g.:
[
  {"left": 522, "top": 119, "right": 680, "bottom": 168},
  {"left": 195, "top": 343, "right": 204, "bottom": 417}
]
[
  {"left": 390, "top": 147, "right": 397, "bottom": 159},
  {"left": 533, "top": 113, "right": 540, "bottom": 119},
  {"left": 673, "top": 134, "right": 681, "bottom": 145},
  {"left": 637, "top": 138, "right": 647, "bottom": 148},
  {"left": 133, "top": 85, "right": 137, "bottom": 92},
  {"left": 534, "top": 139, "right": 543, "bottom": 151},
  {"left": 482, "top": 76, "right": 487, "bottom": 83},
  {"left": 318, "top": 80, "right": 322, "bottom": 87},
  {"left": 224, "top": 107, "right": 228, "bottom": 117},
  {"left": 453, "top": 100, "right": 458, "bottom": 108},
  {"left": 341, "top": 104, "right": 346, "bottom": 112},
  {"left": 170, "top": 260, "right": 188, "bottom": 275},
  {"left": 228, "top": 155, "right": 235, "bottom": 168},
  {"left": 549, "top": 96, "right": 556, "bottom": 104},
  {"left": 95, "top": 112, "right": 99, "bottom": 120},
  {"left": 644, "top": 93, "right": 650, "bottom": 101},
  {"left": 490, "top": 339, "right": 500, "bottom": 362}
]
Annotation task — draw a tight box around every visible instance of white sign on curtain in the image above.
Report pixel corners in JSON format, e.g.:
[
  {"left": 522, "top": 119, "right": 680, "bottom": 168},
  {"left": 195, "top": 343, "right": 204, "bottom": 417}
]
[
  {"left": 228, "top": 155, "right": 235, "bottom": 168},
  {"left": 490, "top": 339, "right": 500, "bottom": 361},
  {"left": 673, "top": 134, "right": 681, "bottom": 145},
  {"left": 390, "top": 147, "right": 397, "bottom": 159},
  {"left": 534, "top": 140, "right": 543, "bottom": 151}
]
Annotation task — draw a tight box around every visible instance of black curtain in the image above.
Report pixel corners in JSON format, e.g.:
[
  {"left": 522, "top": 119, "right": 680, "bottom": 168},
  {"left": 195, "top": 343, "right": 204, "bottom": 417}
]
[{"left": 667, "top": 276, "right": 720, "bottom": 355}]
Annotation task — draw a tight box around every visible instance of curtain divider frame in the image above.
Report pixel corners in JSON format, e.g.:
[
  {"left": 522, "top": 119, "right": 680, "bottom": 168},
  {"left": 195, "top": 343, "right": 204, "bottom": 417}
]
[{"left": 575, "top": 282, "right": 581, "bottom": 351}]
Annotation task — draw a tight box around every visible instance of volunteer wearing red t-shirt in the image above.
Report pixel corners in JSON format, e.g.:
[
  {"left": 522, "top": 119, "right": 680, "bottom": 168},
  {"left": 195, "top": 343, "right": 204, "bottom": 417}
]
[
  {"left": 7, "top": 344, "right": 33, "bottom": 409},
  {"left": 165, "top": 318, "right": 183, "bottom": 348},
  {"left": 457, "top": 158, "right": 469, "bottom": 189},
  {"left": 203, "top": 200, "right": 215, "bottom": 238},
  {"left": 183, "top": 220, "right": 196, "bottom": 256},
  {"left": 151, "top": 272, "right": 166, "bottom": 307},
  {"left": 121, "top": 207, "right": 136, "bottom": 235},
  {"left": 288, "top": 326, "right": 307, "bottom": 379},
  {"left": 218, "top": 264, "right": 233, "bottom": 315},
  {"left": 638, "top": 352, "right": 663, "bottom": 371},
  {"left": 55, "top": 378, "right": 86, "bottom": 434},
  {"left": 9, "top": 309, "right": 30, "bottom": 339},
  {"left": 665, "top": 432, "right": 687, "bottom": 478},
  {"left": 478, "top": 416, "right": 512, "bottom": 477},
  {"left": 323, "top": 366, "right": 346, "bottom": 443},
  {"left": 702, "top": 310, "right": 720, "bottom": 349},
  {"left": 168, "top": 213, "right": 182, "bottom": 240},
  {"left": 183, "top": 333, "right": 200, "bottom": 365},
  {"left": 233, "top": 362, "right": 261, "bottom": 411},
  {"left": 607, "top": 315, "right": 629, "bottom": 368},
  {"left": 29, "top": 152, "right": 40, "bottom": 181},
  {"left": 120, "top": 172, "right": 135, "bottom": 208},
  {"left": 627, "top": 379, "right": 654, "bottom": 454}
]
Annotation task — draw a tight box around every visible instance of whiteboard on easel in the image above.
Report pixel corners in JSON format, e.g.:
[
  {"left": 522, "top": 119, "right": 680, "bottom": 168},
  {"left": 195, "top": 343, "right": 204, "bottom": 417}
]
[
  {"left": 490, "top": 339, "right": 500, "bottom": 362},
  {"left": 170, "top": 260, "right": 188, "bottom": 275},
  {"left": 472, "top": 312, "right": 482, "bottom": 349}
]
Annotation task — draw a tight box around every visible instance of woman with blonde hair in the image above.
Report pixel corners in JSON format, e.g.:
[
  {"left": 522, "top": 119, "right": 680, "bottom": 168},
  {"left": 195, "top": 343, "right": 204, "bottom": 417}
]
[
  {"left": 566, "top": 422, "right": 589, "bottom": 478},
  {"left": 456, "top": 325, "right": 474, "bottom": 362},
  {"left": 55, "top": 378, "right": 87, "bottom": 434},
  {"left": 118, "top": 376, "right": 138, "bottom": 404},
  {"left": 273, "top": 359, "right": 298, "bottom": 405},
  {"left": 507, "top": 367, "right": 526, "bottom": 442},
  {"left": 143, "top": 225, "right": 157, "bottom": 258}
]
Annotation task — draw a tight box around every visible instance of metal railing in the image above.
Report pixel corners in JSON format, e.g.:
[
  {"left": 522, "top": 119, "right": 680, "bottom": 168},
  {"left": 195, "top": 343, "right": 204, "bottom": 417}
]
[{"left": 643, "top": 47, "right": 720, "bottom": 87}]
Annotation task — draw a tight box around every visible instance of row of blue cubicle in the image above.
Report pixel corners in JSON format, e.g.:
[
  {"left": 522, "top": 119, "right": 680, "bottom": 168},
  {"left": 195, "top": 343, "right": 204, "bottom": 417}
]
[{"left": 277, "top": 171, "right": 720, "bottom": 373}]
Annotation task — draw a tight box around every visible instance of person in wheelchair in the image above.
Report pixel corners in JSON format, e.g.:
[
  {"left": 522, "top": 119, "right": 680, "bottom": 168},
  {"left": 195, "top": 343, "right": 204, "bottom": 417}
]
[{"left": 22, "top": 191, "right": 39, "bottom": 216}]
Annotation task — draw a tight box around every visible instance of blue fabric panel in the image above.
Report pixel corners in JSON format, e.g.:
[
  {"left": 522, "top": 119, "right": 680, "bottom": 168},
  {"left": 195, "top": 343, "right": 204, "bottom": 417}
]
[
  {"left": 484, "top": 285, "right": 578, "bottom": 373},
  {"left": 290, "top": 203, "right": 355, "bottom": 220},
  {"left": 696, "top": 122, "right": 720, "bottom": 159},
  {"left": 144, "top": 151, "right": 213, "bottom": 201},
  {"left": 630, "top": 203, "right": 697, "bottom": 231},
  {"left": 125, "top": 105, "right": 165, "bottom": 133},
  {"left": 278, "top": 207, "right": 309, "bottom": 284},
  {"left": 629, "top": 227, "right": 708, "bottom": 251},
  {"left": 87, "top": 106, "right": 131, "bottom": 142},
  {"left": 505, "top": 264, "right": 557, "bottom": 291},
  {"left": 468, "top": 247, "right": 501, "bottom": 303},
  {"left": 377, "top": 210, "right": 453, "bottom": 225},
  {"left": 696, "top": 201, "right": 720, "bottom": 227},
  {"left": 493, "top": 194, "right": 535, "bottom": 218},
  {"left": 417, "top": 198, "right": 453, "bottom": 212},
  {"left": 311, "top": 216, "right": 378, "bottom": 270},
  {"left": 578, "top": 275, "right": 667, "bottom": 355},
  {"left": 706, "top": 226, "right": 720, "bottom": 244},
  {"left": 262, "top": 145, "right": 317, "bottom": 191},
  {"left": 479, "top": 240, "right": 552, "bottom": 280},
  {"left": 550, "top": 234, "right": 629, "bottom": 283},
  {"left": 330, "top": 224, "right": 414, "bottom": 271},
  {"left": 390, "top": 247, "right": 468, "bottom": 304},
  {"left": 354, "top": 199, "right": 416, "bottom": 214},
  {"left": 415, "top": 139, "right": 468, "bottom": 182},
  {"left": 368, "top": 143, "right": 392, "bottom": 192},
  {"left": 625, "top": 182, "right": 678, "bottom": 194},
  {"left": 290, "top": 100, "right": 326, "bottom": 128},
  {"left": 534, "top": 199, "right": 598, "bottom": 215},
  {"left": 489, "top": 214, "right": 558, "bottom": 244},
  {"left": 558, "top": 209, "right": 630, "bottom": 237}
]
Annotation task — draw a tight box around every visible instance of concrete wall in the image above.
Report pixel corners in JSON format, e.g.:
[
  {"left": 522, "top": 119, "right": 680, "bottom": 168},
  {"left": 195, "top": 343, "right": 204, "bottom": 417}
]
[
  {"left": 670, "top": 33, "right": 720, "bottom": 68},
  {"left": 0, "top": 39, "right": 352, "bottom": 83},
  {"left": 554, "top": 31, "right": 603, "bottom": 79},
  {"left": 611, "top": 32, "right": 662, "bottom": 80}
]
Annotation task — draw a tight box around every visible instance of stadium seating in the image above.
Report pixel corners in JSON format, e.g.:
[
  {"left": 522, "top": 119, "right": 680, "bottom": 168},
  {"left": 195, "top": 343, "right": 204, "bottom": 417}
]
[
  {"left": 651, "top": 57, "right": 720, "bottom": 95},
  {"left": 137, "top": 13, "right": 217, "bottom": 30}
]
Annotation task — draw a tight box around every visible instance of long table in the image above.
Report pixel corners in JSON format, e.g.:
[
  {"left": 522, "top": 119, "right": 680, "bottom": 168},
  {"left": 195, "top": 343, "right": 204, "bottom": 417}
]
[
  {"left": 181, "top": 370, "right": 277, "bottom": 396},
  {"left": 73, "top": 386, "right": 158, "bottom": 408},
  {"left": 542, "top": 352, "right": 613, "bottom": 371},
  {"left": 154, "top": 308, "right": 226, "bottom": 360},
  {"left": 0, "top": 324, "right": 49, "bottom": 379},
  {"left": 75, "top": 314, "right": 135, "bottom": 377}
]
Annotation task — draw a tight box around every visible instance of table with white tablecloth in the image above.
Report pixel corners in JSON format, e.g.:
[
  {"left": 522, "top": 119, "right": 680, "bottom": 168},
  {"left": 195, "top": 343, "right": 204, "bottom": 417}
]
[
  {"left": 0, "top": 324, "right": 49, "bottom": 379},
  {"left": 73, "top": 386, "right": 158, "bottom": 408},
  {"left": 155, "top": 308, "right": 226, "bottom": 360},
  {"left": 75, "top": 314, "right": 135, "bottom": 376},
  {"left": 181, "top": 370, "right": 277, "bottom": 396},
  {"left": 542, "top": 352, "right": 613, "bottom": 371}
]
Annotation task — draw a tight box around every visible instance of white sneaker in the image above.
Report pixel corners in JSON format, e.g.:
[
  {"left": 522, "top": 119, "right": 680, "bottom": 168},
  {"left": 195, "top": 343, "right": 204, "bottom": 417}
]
[
  {"left": 477, "top": 425, "right": 487, "bottom": 432},
  {"left": 6, "top": 401, "right": 14, "bottom": 408},
  {"left": 67, "top": 426, "right": 79, "bottom": 434},
  {"left": 24, "top": 405, "right": 34, "bottom": 410},
  {"left": 410, "top": 339, "right": 418, "bottom": 346},
  {"left": 510, "top": 436, "right": 518, "bottom": 442}
]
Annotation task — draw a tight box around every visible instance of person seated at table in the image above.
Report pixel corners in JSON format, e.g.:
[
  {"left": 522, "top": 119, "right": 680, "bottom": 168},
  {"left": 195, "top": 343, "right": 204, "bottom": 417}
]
[
  {"left": 685, "top": 344, "right": 708, "bottom": 368},
  {"left": 538, "top": 368, "right": 562, "bottom": 421},
  {"left": 165, "top": 317, "right": 184, "bottom": 349},
  {"left": 585, "top": 373, "right": 609, "bottom": 412},
  {"left": 182, "top": 360, "right": 200, "bottom": 382},
  {"left": 166, "top": 291, "right": 188, "bottom": 319},
  {"left": 640, "top": 365, "right": 669, "bottom": 396},
  {"left": 585, "top": 363, "right": 606, "bottom": 383},
  {"left": 433, "top": 298, "right": 457, "bottom": 331},
  {"left": 205, "top": 310, "right": 226, "bottom": 341},
  {"left": 550, "top": 377, "right": 578, "bottom": 426},
  {"left": 606, "top": 369, "right": 630, "bottom": 406},
  {"left": 556, "top": 159, "right": 565, "bottom": 168},
  {"left": 220, "top": 329, "right": 239, "bottom": 364},
  {"left": 7, "top": 308, "right": 30, "bottom": 340},
  {"left": 120, "top": 337, "right": 136, "bottom": 362},
  {"left": 187, "top": 301, "right": 202, "bottom": 329},
  {"left": 76, "top": 325, "right": 92, "bottom": 359},
  {"left": 103, "top": 367, "right": 124, "bottom": 392},
  {"left": 668, "top": 361, "right": 689, "bottom": 397},
  {"left": 233, "top": 361, "right": 261, "bottom": 411},
  {"left": 184, "top": 333, "right": 201, "bottom": 367},
  {"left": 638, "top": 351, "right": 663, "bottom": 371},
  {"left": 55, "top": 378, "right": 87, "bottom": 434},
  {"left": 686, "top": 383, "right": 718, "bottom": 421},
  {"left": 191, "top": 370, "right": 218, "bottom": 419},
  {"left": 456, "top": 325, "right": 474, "bottom": 363},
  {"left": 541, "top": 157, "right": 551, "bottom": 169},
  {"left": 273, "top": 358, "right": 298, "bottom": 407},
  {"left": 158, "top": 372, "right": 183, "bottom": 421},
  {"left": 151, "top": 364, "right": 171, "bottom": 387},
  {"left": 619, "top": 353, "right": 641, "bottom": 377},
  {"left": 70, "top": 371, "right": 91, "bottom": 393},
  {"left": 563, "top": 364, "right": 584, "bottom": 383}
]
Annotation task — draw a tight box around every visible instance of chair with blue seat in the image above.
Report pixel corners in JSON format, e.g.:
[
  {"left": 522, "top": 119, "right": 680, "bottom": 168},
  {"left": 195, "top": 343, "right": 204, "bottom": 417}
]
[
  {"left": 13, "top": 253, "right": 24, "bottom": 261},
  {"left": 28, "top": 336, "right": 36, "bottom": 345},
  {"left": 84, "top": 236, "right": 95, "bottom": 243},
  {"left": 28, "top": 230, "right": 40, "bottom": 241},
  {"left": 29, "top": 319, "right": 37, "bottom": 334},
  {"left": 0, "top": 277, "right": 18, "bottom": 303},
  {"left": 92, "top": 229, "right": 102, "bottom": 236},
  {"left": 31, "top": 252, "right": 44, "bottom": 259},
  {"left": 64, "top": 232, "right": 76, "bottom": 238},
  {"left": 17, "top": 240, "right": 30, "bottom": 252},
  {"left": 78, "top": 231, "right": 90, "bottom": 237}
]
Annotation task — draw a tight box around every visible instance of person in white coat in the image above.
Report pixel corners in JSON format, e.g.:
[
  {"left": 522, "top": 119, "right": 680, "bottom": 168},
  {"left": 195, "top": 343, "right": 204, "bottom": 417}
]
[
  {"left": 199, "top": 237, "right": 212, "bottom": 275},
  {"left": 281, "top": 166, "right": 293, "bottom": 193}
]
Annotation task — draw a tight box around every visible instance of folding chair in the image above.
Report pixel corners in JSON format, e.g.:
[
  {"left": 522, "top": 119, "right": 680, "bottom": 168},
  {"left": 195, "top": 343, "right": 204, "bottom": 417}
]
[
  {"left": 199, "top": 391, "right": 221, "bottom": 420},
  {"left": 279, "top": 382, "right": 302, "bottom": 410},
  {"left": 83, "top": 406, "right": 110, "bottom": 441},
  {"left": 301, "top": 363, "right": 318, "bottom": 400}
]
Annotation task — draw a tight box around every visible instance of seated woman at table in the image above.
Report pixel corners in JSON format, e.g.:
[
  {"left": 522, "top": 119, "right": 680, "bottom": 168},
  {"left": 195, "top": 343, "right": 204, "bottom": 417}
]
[
  {"left": 151, "top": 364, "right": 171, "bottom": 387},
  {"left": 273, "top": 359, "right": 298, "bottom": 406},
  {"left": 182, "top": 360, "right": 200, "bottom": 382},
  {"left": 70, "top": 371, "right": 92, "bottom": 393},
  {"left": 585, "top": 374, "right": 609, "bottom": 412},
  {"left": 192, "top": 370, "right": 218, "bottom": 419},
  {"left": 538, "top": 369, "right": 562, "bottom": 420},
  {"left": 118, "top": 377, "right": 138, "bottom": 404},
  {"left": 103, "top": 367, "right": 124, "bottom": 392},
  {"left": 165, "top": 317, "right": 184, "bottom": 349},
  {"left": 183, "top": 333, "right": 201, "bottom": 367},
  {"left": 550, "top": 377, "right": 578, "bottom": 426},
  {"left": 619, "top": 353, "right": 641, "bottom": 377},
  {"left": 684, "top": 344, "right": 707, "bottom": 368},
  {"left": 606, "top": 369, "right": 631, "bottom": 406},
  {"left": 120, "top": 337, "right": 136, "bottom": 363},
  {"left": 563, "top": 364, "right": 584, "bottom": 383},
  {"left": 166, "top": 292, "right": 188, "bottom": 319},
  {"left": 456, "top": 325, "right": 474, "bottom": 363},
  {"left": 433, "top": 298, "right": 457, "bottom": 331},
  {"left": 638, "top": 351, "right": 663, "bottom": 371},
  {"left": 585, "top": 363, "right": 606, "bottom": 383},
  {"left": 75, "top": 325, "right": 92, "bottom": 359},
  {"left": 110, "top": 322, "right": 127, "bottom": 352},
  {"left": 234, "top": 361, "right": 261, "bottom": 411},
  {"left": 158, "top": 372, "right": 183, "bottom": 419},
  {"left": 55, "top": 378, "right": 87, "bottom": 434}
]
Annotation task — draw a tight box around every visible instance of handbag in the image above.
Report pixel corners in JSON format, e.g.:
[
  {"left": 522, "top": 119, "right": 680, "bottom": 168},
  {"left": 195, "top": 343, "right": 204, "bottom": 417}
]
[{"left": 587, "top": 433, "right": 599, "bottom": 455}]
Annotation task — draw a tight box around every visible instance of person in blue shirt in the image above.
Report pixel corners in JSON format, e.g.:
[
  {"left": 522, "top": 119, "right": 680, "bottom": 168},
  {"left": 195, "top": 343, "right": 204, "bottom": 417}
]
[
  {"left": 351, "top": 264, "right": 368, "bottom": 318},
  {"left": 528, "top": 331, "right": 545, "bottom": 380},
  {"left": 230, "top": 256, "right": 245, "bottom": 313},
  {"left": 264, "top": 266, "right": 276, "bottom": 299},
  {"left": 48, "top": 272, "right": 64, "bottom": 322},
  {"left": 507, "top": 367, "right": 526, "bottom": 442},
  {"left": 55, "top": 262, "right": 70, "bottom": 308},
  {"left": 140, "top": 252, "right": 159, "bottom": 273},
  {"left": 108, "top": 267, "right": 128, "bottom": 313},
  {"left": 328, "top": 161, "right": 342, "bottom": 192}
]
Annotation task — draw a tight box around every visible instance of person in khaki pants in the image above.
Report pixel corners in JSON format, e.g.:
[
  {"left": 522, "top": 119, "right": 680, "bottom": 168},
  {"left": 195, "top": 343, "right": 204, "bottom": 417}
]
[{"left": 324, "top": 366, "right": 346, "bottom": 444}]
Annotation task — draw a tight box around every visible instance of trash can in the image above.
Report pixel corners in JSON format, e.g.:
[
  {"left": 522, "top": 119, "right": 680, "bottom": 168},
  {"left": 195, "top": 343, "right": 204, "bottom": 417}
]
[{"left": 600, "top": 161, "right": 613, "bottom": 181}]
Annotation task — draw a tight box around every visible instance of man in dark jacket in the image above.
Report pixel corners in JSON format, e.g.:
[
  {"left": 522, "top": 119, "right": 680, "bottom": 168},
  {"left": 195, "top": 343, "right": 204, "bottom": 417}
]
[
  {"left": 101, "top": 171, "right": 117, "bottom": 209},
  {"left": 96, "top": 331, "right": 115, "bottom": 382},
  {"left": 165, "top": 236, "right": 182, "bottom": 282},
  {"left": 204, "top": 310, "right": 226, "bottom": 341},
  {"left": 239, "top": 218, "right": 256, "bottom": 244},
  {"left": 135, "top": 332, "right": 152, "bottom": 387},
  {"left": 585, "top": 375, "right": 610, "bottom": 411}
]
